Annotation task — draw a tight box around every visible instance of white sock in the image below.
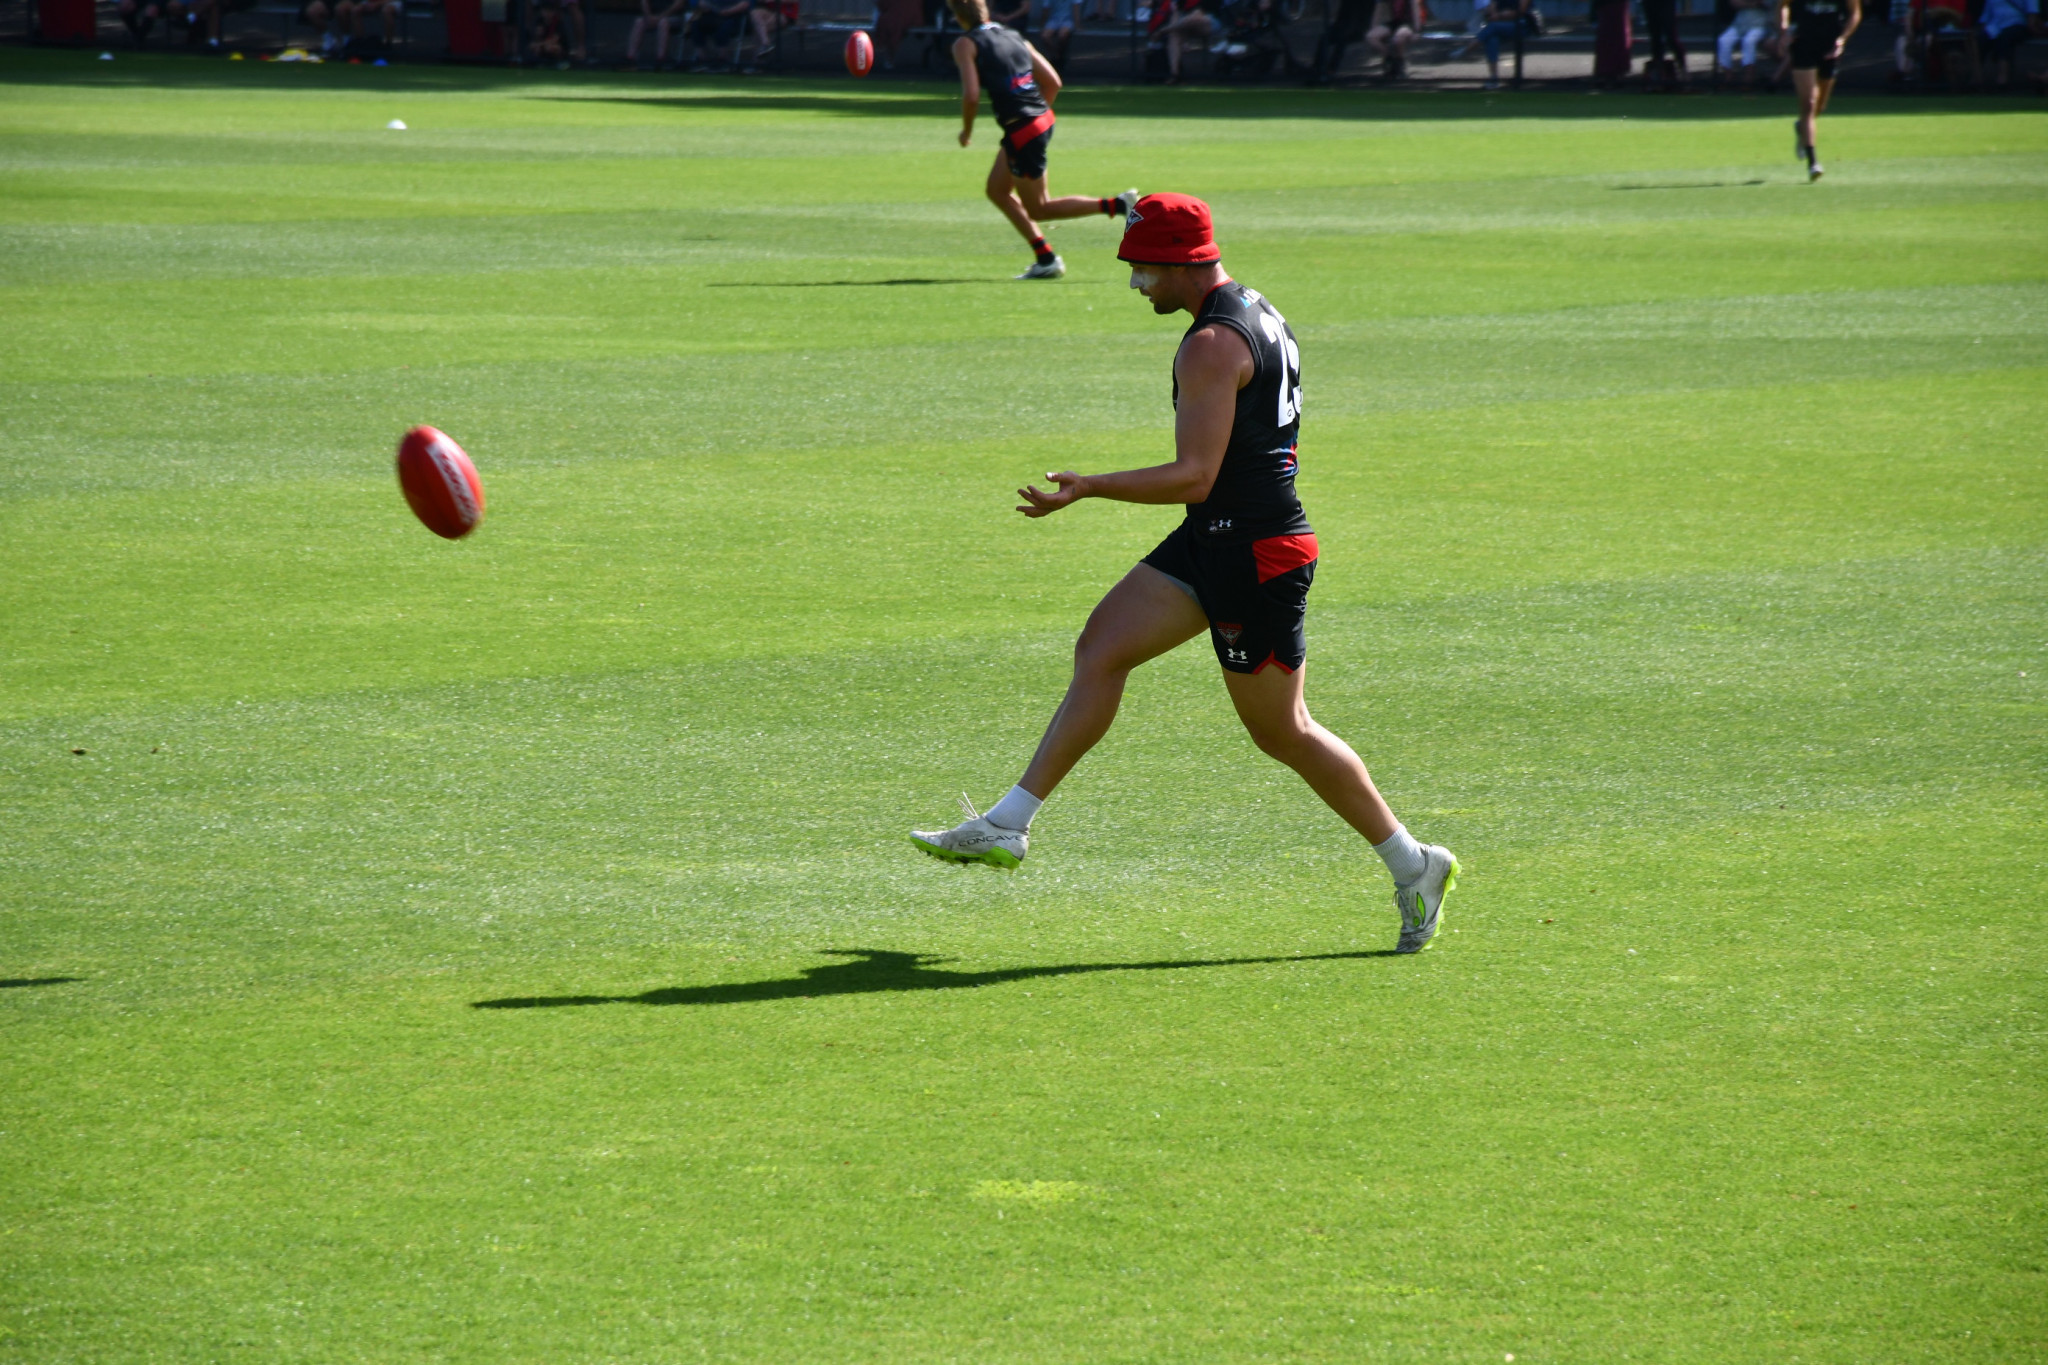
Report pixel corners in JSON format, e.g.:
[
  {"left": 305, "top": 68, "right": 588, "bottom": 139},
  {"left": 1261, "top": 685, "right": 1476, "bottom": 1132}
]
[
  {"left": 984, "top": 784, "right": 1043, "bottom": 832},
  {"left": 1373, "top": 825, "right": 1428, "bottom": 884}
]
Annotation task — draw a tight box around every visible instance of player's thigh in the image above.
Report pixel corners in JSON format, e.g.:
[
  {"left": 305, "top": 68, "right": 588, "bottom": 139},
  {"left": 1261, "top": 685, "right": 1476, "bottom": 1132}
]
[
  {"left": 1074, "top": 564, "right": 1208, "bottom": 674},
  {"left": 986, "top": 147, "right": 1015, "bottom": 197},
  {"left": 1011, "top": 172, "right": 1050, "bottom": 211},
  {"left": 1791, "top": 64, "right": 1819, "bottom": 100},
  {"left": 1220, "top": 660, "right": 1311, "bottom": 748}
]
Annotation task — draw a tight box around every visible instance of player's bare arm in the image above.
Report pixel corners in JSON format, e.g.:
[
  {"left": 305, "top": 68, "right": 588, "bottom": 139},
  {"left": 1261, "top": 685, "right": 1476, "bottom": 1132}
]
[
  {"left": 952, "top": 37, "right": 980, "bottom": 145},
  {"left": 1016, "top": 324, "right": 1249, "bottom": 515},
  {"left": 1027, "top": 43, "right": 1063, "bottom": 102}
]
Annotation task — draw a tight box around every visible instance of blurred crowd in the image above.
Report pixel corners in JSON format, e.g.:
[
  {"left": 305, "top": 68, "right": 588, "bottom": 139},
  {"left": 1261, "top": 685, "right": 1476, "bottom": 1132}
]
[{"left": 103, "top": 0, "right": 2046, "bottom": 90}]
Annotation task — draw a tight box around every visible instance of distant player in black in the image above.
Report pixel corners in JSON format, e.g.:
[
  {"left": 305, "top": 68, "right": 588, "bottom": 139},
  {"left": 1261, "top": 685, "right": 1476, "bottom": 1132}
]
[
  {"left": 946, "top": 0, "right": 1135, "bottom": 279},
  {"left": 912, "top": 195, "right": 1459, "bottom": 954},
  {"left": 1782, "top": 0, "right": 1859, "bottom": 179}
]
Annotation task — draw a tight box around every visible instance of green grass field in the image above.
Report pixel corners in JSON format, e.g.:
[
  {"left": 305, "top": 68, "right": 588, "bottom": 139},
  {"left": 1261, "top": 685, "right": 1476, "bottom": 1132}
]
[{"left": 3, "top": 49, "right": 2045, "bottom": 1362}]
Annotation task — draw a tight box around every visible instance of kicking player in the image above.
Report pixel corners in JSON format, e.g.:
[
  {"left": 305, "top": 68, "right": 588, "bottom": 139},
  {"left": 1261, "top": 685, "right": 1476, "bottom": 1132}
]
[
  {"left": 946, "top": 0, "right": 1136, "bottom": 280},
  {"left": 911, "top": 195, "right": 1459, "bottom": 953},
  {"left": 1783, "top": 0, "right": 1859, "bottom": 180}
]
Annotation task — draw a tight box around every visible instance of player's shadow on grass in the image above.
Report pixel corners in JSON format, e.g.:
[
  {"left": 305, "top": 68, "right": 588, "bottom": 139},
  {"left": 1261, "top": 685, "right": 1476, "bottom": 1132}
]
[
  {"left": 472, "top": 947, "right": 1396, "bottom": 1010},
  {"left": 706, "top": 278, "right": 989, "bottom": 288},
  {"left": 1, "top": 977, "right": 80, "bottom": 989},
  {"left": 1610, "top": 179, "right": 1768, "bottom": 190}
]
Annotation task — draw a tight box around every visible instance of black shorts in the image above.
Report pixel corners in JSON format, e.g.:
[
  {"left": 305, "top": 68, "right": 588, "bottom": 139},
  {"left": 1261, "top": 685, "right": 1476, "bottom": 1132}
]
[
  {"left": 1003, "top": 123, "right": 1051, "bottom": 180},
  {"left": 1142, "top": 521, "right": 1319, "bottom": 674},
  {"left": 1789, "top": 19, "right": 1842, "bottom": 72},
  {"left": 1983, "top": 24, "right": 2030, "bottom": 61}
]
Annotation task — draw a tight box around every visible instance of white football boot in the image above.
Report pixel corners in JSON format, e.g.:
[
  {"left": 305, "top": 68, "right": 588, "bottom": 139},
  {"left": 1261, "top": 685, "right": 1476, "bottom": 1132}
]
[
  {"left": 1014, "top": 255, "right": 1065, "bottom": 280},
  {"left": 910, "top": 793, "right": 1028, "bottom": 869},
  {"left": 1393, "top": 844, "right": 1459, "bottom": 953},
  {"left": 1113, "top": 187, "right": 1141, "bottom": 222}
]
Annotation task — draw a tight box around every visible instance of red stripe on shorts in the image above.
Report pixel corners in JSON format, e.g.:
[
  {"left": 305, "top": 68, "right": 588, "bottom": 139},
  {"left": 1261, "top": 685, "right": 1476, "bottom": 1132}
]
[
  {"left": 1005, "top": 109, "right": 1057, "bottom": 149},
  {"left": 1252, "top": 532, "right": 1319, "bottom": 584}
]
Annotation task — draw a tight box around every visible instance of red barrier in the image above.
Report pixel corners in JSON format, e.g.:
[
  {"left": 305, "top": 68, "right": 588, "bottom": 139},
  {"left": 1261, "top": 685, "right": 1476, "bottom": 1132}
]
[
  {"left": 443, "top": 0, "right": 508, "bottom": 58},
  {"left": 39, "top": 0, "right": 98, "bottom": 42}
]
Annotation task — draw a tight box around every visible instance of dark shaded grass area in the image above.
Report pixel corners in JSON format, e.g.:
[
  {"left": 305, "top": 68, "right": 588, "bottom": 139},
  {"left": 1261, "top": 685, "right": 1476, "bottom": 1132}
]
[
  {"left": 2, "top": 47, "right": 2039, "bottom": 121},
  {"left": 473, "top": 947, "right": 1400, "bottom": 1008}
]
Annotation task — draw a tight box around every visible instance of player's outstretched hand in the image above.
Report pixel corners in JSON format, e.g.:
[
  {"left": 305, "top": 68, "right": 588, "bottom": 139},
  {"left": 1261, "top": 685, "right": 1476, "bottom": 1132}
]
[{"left": 1017, "top": 471, "right": 1084, "bottom": 517}]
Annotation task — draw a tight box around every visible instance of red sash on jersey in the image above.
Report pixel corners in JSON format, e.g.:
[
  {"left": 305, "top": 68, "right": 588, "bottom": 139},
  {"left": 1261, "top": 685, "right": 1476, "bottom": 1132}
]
[{"left": 1003, "top": 109, "right": 1056, "bottom": 150}]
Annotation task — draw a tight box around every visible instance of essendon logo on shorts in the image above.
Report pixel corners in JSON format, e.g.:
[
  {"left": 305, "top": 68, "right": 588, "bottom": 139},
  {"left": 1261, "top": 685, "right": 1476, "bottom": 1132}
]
[{"left": 1216, "top": 623, "right": 1244, "bottom": 644}]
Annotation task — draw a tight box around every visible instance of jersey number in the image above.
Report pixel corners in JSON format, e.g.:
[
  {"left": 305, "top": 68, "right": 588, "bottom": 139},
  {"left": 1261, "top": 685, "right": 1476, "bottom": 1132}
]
[{"left": 1259, "top": 311, "right": 1303, "bottom": 426}]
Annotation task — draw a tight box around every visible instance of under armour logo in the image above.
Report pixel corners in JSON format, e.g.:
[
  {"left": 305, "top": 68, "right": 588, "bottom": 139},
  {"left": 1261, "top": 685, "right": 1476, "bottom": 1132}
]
[{"left": 1227, "top": 648, "right": 1249, "bottom": 662}]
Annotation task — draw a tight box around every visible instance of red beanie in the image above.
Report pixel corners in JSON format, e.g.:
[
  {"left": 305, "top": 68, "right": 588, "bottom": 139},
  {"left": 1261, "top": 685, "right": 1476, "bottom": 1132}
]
[{"left": 1116, "top": 192, "right": 1220, "bottom": 266}]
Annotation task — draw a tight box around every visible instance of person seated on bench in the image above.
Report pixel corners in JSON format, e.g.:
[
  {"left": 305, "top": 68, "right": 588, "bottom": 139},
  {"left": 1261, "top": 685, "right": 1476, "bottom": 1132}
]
[
  {"left": 681, "top": 0, "right": 749, "bottom": 67},
  {"left": 1716, "top": 0, "right": 1776, "bottom": 80},
  {"left": 1156, "top": 0, "right": 1220, "bottom": 82},
  {"left": 1039, "top": 0, "right": 1078, "bottom": 68},
  {"left": 625, "top": 0, "right": 683, "bottom": 66},
  {"left": 1366, "top": 0, "right": 1419, "bottom": 77},
  {"left": 1310, "top": 0, "right": 1372, "bottom": 81},
  {"left": 1476, "top": 0, "right": 1530, "bottom": 87},
  {"left": 738, "top": 0, "right": 790, "bottom": 68},
  {"left": 336, "top": 0, "right": 400, "bottom": 50},
  {"left": 876, "top": 0, "right": 922, "bottom": 67},
  {"left": 117, "top": 0, "right": 167, "bottom": 45},
  {"left": 164, "top": 0, "right": 222, "bottom": 50},
  {"left": 1980, "top": 0, "right": 2042, "bottom": 86},
  {"left": 531, "top": 0, "right": 569, "bottom": 60}
]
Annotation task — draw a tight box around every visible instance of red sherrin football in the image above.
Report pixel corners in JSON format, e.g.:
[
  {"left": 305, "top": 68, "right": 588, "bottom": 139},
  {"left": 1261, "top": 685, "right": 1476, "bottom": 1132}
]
[
  {"left": 396, "top": 425, "right": 485, "bottom": 539},
  {"left": 845, "top": 29, "right": 873, "bottom": 76}
]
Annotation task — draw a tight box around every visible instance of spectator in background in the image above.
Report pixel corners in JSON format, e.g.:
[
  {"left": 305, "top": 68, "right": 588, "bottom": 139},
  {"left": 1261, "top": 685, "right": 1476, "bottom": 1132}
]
[
  {"left": 1040, "top": 0, "right": 1079, "bottom": 67},
  {"left": 990, "top": 0, "right": 1032, "bottom": 27},
  {"left": 1641, "top": 0, "right": 1689, "bottom": 86},
  {"left": 1717, "top": 0, "right": 1775, "bottom": 81},
  {"left": 118, "top": 0, "right": 166, "bottom": 44},
  {"left": 1154, "top": 0, "right": 1219, "bottom": 80},
  {"left": 301, "top": 0, "right": 340, "bottom": 53},
  {"left": 165, "top": 0, "right": 222, "bottom": 50},
  {"left": 1593, "top": 0, "right": 1632, "bottom": 83},
  {"left": 1365, "top": 0, "right": 1419, "bottom": 77},
  {"left": 561, "top": 0, "right": 590, "bottom": 61},
  {"left": 1310, "top": 0, "right": 1372, "bottom": 80},
  {"left": 740, "top": 0, "right": 789, "bottom": 67},
  {"left": 336, "top": 0, "right": 401, "bottom": 49},
  {"left": 683, "top": 0, "right": 749, "bottom": 66},
  {"left": 1980, "top": 0, "right": 2042, "bottom": 85},
  {"left": 876, "top": 0, "right": 923, "bottom": 66},
  {"left": 1888, "top": 0, "right": 1913, "bottom": 79},
  {"left": 1475, "top": 0, "right": 1529, "bottom": 87},
  {"left": 532, "top": 0, "right": 569, "bottom": 59},
  {"left": 625, "top": 0, "right": 682, "bottom": 66}
]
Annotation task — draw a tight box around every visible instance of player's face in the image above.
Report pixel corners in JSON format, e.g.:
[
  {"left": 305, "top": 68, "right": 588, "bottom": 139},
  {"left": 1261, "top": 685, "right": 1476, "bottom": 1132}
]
[{"left": 1129, "top": 266, "right": 1177, "bottom": 314}]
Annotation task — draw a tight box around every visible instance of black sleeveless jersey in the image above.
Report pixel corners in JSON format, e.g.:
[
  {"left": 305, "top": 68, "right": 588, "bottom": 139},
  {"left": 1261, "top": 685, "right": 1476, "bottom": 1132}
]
[
  {"left": 1173, "top": 280, "right": 1309, "bottom": 541},
  {"left": 1789, "top": 0, "right": 1844, "bottom": 26},
  {"left": 968, "top": 23, "right": 1048, "bottom": 133}
]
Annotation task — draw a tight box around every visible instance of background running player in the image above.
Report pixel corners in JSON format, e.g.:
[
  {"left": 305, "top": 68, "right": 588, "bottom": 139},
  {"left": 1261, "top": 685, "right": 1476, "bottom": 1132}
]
[
  {"left": 1782, "top": 0, "right": 1859, "bottom": 179},
  {"left": 946, "top": 0, "right": 1135, "bottom": 279},
  {"left": 911, "top": 194, "right": 1459, "bottom": 954}
]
